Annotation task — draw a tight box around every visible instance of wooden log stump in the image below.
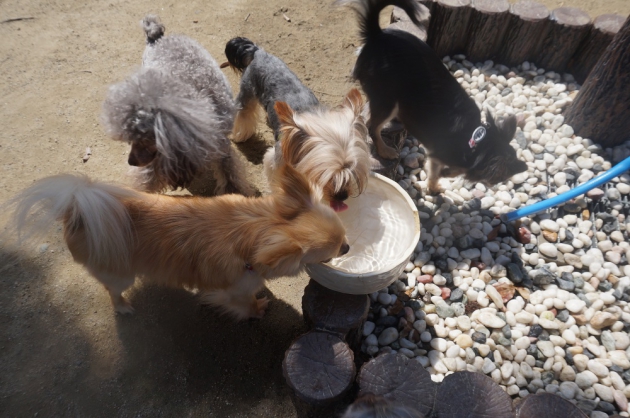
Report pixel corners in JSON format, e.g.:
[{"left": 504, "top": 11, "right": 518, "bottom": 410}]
[
  {"left": 536, "top": 7, "right": 592, "bottom": 72},
  {"left": 302, "top": 279, "right": 370, "bottom": 350},
  {"left": 515, "top": 392, "right": 588, "bottom": 418},
  {"left": 498, "top": 1, "right": 550, "bottom": 67},
  {"left": 568, "top": 13, "right": 626, "bottom": 83},
  {"left": 465, "top": 0, "right": 510, "bottom": 63},
  {"left": 564, "top": 16, "right": 630, "bottom": 147},
  {"left": 427, "top": 0, "right": 473, "bottom": 58},
  {"left": 283, "top": 331, "right": 356, "bottom": 417},
  {"left": 357, "top": 353, "right": 437, "bottom": 416},
  {"left": 433, "top": 371, "right": 514, "bottom": 417}
]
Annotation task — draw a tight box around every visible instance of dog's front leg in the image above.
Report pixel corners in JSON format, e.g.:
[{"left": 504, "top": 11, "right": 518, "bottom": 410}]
[
  {"left": 199, "top": 272, "right": 268, "bottom": 320},
  {"left": 232, "top": 83, "right": 260, "bottom": 143},
  {"left": 427, "top": 158, "right": 445, "bottom": 195}
]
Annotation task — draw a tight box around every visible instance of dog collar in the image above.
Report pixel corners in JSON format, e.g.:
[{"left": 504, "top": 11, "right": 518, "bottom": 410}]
[{"left": 468, "top": 125, "right": 488, "bottom": 150}]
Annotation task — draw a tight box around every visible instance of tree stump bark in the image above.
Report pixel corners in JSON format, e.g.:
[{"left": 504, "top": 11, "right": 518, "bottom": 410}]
[
  {"left": 564, "top": 16, "right": 630, "bottom": 148},
  {"left": 536, "top": 7, "right": 592, "bottom": 72},
  {"left": 465, "top": 0, "right": 511, "bottom": 63},
  {"left": 427, "top": 0, "right": 473, "bottom": 58},
  {"left": 515, "top": 392, "right": 588, "bottom": 418},
  {"left": 283, "top": 331, "right": 356, "bottom": 417},
  {"left": 567, "top": 13, "right": 627, "bottom": 83},
  {"left": 302, "top": 279, "right": 370, "bottom": 350},
  {"left": 433, "top": 371, "right": 514, "bottom": 417},
  {"left": 498, "top": 1, "right": 550, "bottom": 67},
  {"left": 357, "top": 353, "right": 437, "bottom": 417}
]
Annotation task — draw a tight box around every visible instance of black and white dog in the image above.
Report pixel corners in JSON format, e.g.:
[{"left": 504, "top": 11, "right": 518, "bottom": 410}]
[{"left": 340, "top": 0, "right": 527, "bottom": 193}]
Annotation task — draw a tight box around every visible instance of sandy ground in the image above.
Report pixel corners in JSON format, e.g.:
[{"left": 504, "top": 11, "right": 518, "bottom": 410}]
[{"left": 1, "top": 0, "right": 629, "bottom": 417}]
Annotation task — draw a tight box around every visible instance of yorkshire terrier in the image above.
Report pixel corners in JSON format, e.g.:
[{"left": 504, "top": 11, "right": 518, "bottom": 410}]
[
  {"left": 340, "top": 0, "right": 527, "bottom": 193},
  {"left": 102, "top": 15, "right": 253, "bottom": 195},
  {"left": 225, "top": 37, "right": 371, "bottom": 212},
  {"left": 8, "top": 145, "right": 349, "bottom": 320}
]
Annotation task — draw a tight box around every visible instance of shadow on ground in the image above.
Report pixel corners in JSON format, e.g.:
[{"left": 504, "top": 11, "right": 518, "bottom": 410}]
[{"left": 0, "top": 247, "right": 306, "bottom": 417}]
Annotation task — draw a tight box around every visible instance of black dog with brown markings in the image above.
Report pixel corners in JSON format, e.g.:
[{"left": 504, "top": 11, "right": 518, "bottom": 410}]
[{"left": 340, "top": 0, "right": 527, "bottom": 193}]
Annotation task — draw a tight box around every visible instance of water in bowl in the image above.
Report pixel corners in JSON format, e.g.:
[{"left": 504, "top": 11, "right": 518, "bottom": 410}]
[{"left": 328, "top": 177, "right": 417, "bottom": 274}]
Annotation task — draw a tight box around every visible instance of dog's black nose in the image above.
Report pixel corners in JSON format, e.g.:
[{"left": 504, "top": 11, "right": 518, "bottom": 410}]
[
  {"left": 128, "top": 153, "right": 140, "bottom": 167},
  {"left": 340, "top": 243, "right": 350, "bottom": 256},
  {"left": 334, "top": 190, "right": 349, "bottom": 201}
]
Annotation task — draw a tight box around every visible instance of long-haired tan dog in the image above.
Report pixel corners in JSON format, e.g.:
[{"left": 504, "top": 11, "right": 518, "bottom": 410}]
[{"left": 8, "top": 143, "right": 348, "bottom": 319}]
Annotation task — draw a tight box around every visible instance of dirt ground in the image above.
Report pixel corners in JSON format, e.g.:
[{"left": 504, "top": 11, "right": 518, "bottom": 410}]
[{"left": 1, "top": 0, "right": 629, "bottom": 417}]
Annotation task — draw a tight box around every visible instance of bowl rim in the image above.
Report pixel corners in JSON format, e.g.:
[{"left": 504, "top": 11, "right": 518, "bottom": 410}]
[{"left": 315, "top": 171, "right": 420, "bottom": 278}]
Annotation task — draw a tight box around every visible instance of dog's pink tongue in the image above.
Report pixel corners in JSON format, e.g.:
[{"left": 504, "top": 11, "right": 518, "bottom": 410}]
[{"left": 330, "top": 200, "right": 348, "bottom": 213}]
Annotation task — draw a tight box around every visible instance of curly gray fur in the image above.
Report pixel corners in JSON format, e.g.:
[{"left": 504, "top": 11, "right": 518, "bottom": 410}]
[{"left": 101, "top": 15, "right": 252, "bottom": 195}]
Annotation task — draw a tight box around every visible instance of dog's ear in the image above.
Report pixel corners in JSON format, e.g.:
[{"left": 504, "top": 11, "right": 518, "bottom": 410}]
[
  {"left": 273, "top": 163, "right": 315, "bottom": 214},
  {"left": 509, "top": 159, "right": 528, "bottom": 177},
  {"left": 280, "top": 123, "right": 308, "bottom": 167},
  {"left": 485, "top": 109, "right": 496, "bottom": 128},
  {"left": 497, "top": 115, "right": 518, "bottom": 142},
  {"left": 254, "top": 233, "right": 304, "bottom": 271},
  {"left": 343, "top": 88, "right": 364, "bottom": 117},
  {"left": 275, "top": 101, "right": 297, "bottom": 128}
]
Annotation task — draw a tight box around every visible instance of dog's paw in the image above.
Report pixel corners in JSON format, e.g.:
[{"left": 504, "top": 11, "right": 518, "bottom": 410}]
[
  {"left": 427, "top": 183, "right": 444, "bottom": 195},
  {"left": 378, "top": 145, "right": 399, "bottom": 160},
  {"left": 250, "top": 297, "right": 270, "bottom": 319}
]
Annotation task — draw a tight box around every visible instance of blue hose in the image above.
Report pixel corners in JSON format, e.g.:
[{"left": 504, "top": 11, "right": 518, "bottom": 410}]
[{"left": 501, "top": 155, "right": 630, "bottom": 223}]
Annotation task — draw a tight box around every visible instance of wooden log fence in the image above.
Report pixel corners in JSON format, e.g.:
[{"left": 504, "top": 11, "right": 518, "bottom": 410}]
[{"left": 416, "top": 0, "right": 625, "bottom": 79}]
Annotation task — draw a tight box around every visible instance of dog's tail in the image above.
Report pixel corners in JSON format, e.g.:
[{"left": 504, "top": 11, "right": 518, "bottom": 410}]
[
  {"left": 142, "top": 14, "right": 165, "bottom": 44},
  {"left": 225, "top": 37, "right": 259, "bottom": 73},
  {"left": 336, "top": 0, "right": 421, "bottom": 41},
  {"left": 6, "top": 174, "right": 139, "bottom": 270}
]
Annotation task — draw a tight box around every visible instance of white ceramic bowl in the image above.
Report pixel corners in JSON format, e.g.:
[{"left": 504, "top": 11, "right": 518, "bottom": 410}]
[{"left": 306, "top": 172, "right": 420, "bottom": 294}]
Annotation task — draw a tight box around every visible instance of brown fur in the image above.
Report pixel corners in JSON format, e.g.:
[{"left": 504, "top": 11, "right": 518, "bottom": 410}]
[{"left": 13, "top": 163, "right": 348, "bottom": 320}]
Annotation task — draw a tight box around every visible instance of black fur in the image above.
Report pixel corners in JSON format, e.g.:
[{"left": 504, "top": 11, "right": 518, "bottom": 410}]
[{"left": 343, "top": 0, "right": 527, "bottom": 187}]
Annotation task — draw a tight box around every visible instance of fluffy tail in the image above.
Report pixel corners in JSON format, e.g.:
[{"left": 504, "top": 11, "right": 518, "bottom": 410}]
[
  {"left": 7, "top": 175, "right": 139, "bottom": 270},
  {"left": 225, "top": 37, "right": 259, "bottom": 73},
  {"left": 336, "top": 0, "right": 421, "bottom": 41},
  {"left": 142, "top": 14, "right": 165, "bottom": 44}
]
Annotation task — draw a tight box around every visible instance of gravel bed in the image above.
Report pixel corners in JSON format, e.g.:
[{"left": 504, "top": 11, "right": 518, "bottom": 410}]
[{"left": 359, "top": 54, "right": 630, "bottom": 418}]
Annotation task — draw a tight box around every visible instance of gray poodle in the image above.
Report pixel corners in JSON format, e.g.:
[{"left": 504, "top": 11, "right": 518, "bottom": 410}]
[{"left": 101, "top": 15, "right": 253, "bottom": 195}]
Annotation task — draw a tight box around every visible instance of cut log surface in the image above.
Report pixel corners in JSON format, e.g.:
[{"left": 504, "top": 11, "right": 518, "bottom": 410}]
[
  {"left": 357, "top": 353, "right": 437, "bottom": 416},
  {"left": 536, "top": 7, "right": 592, "bottom": 72},
  {"left": 283, "top": 331, "right": 356, "bottom": 406},
  {"left": 568, "top": 13, "right": 626, "bottom": 83},
  {"left": 302, "top": 279, "right": 370, "bottom": 336},
  {"left": 564, "top": 16, "right": 630, "bottom": 147},
  {"left": 515, "top": 392, "right": 588, "bottom": 418},
  {"left": 465, "top": 0, "right": 510, "bottom": 62},
  {"left": 433, "top": 371, "right": 514, "bottom": 417},
  {"left": 428, "top": 0, "right": 473, "bottom": 58},
  {"left": 498, "top": 1, "right": 550, "bottom": 66}
]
